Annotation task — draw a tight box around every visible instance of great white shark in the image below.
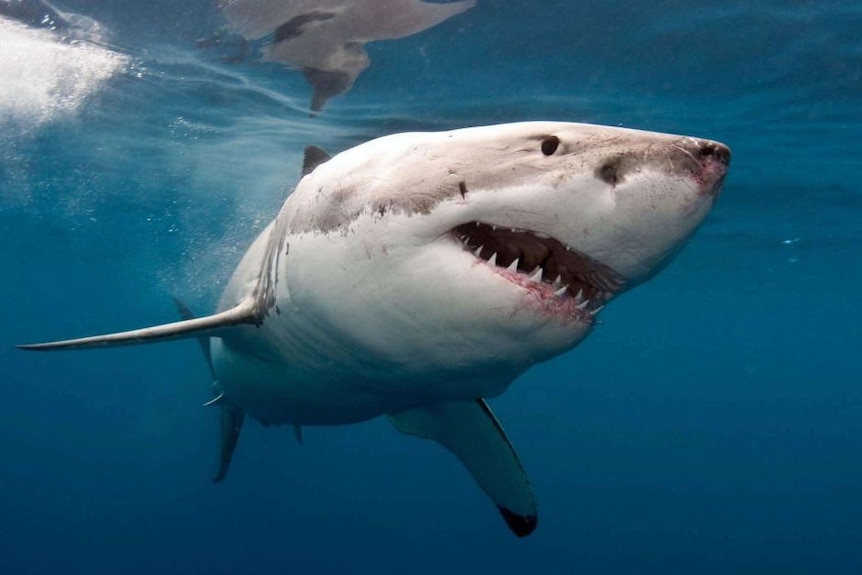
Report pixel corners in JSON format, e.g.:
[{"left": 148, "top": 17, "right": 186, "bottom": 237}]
[{"left": 18, "top": 121, "right": 730, "bottom": 537}]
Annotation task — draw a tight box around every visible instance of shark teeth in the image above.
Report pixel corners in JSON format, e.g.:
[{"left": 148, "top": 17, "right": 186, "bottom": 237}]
[
  {"left": 528, "top": 267, "right": 543, "bottom": 283},
  {"left": 453, "top": 221, "right": 623, "bottom": 320}
]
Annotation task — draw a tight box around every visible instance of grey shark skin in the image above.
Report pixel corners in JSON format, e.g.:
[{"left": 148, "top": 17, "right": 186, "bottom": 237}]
[
  {"left": 18, "top": 122, "right": 730, "bottom": 537},
  {"left": 218, "top": 0, "right": 475, "bottom": 112}
]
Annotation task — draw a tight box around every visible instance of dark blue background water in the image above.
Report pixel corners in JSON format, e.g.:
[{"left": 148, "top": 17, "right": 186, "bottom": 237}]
[{"left": 1, "top": 1, "right": 860, "bottom": 573}]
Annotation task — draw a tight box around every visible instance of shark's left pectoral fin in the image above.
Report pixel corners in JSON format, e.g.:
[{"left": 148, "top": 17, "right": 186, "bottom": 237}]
[{"left": 388, "top": 399, "right": 537, "bottom": 537}]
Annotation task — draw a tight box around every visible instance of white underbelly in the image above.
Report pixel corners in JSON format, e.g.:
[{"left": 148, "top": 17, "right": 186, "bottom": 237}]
[{"left": 209, "top": 329, "right": 518, "bottom": 426}]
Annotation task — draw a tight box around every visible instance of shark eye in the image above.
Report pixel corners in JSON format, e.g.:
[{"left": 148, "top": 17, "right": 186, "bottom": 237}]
[{"left": 541, "top": 136, "right": 560, "bottom": 156}]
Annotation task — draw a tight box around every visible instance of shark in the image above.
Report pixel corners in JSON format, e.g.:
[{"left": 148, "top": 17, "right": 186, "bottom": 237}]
[
  {"left": 217, "top": 0, "right": 475, "bottom": 112},
  {"left": 18, "top": 121, "right": 730, "bottom": 536}
]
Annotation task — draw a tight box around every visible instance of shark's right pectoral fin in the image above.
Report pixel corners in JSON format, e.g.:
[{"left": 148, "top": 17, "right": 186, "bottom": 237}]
[
  {"left": 16, "top": 297, "right": 260, "bottom": 351},
  {"left": 388, "top": 399, "right": 537, "bottom": 537},
  {"left": 214, "top": 403, "right": 245, "bottom": 483}
]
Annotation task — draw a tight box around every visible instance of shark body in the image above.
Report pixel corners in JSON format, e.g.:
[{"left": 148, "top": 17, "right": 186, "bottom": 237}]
[{"left": 19, "top": 122, "right": 730, "bottom": 536}]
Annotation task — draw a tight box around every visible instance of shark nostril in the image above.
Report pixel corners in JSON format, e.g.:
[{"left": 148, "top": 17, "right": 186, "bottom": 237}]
[{"left": 697, "top": 141, "right": 731, "bottom": 166}]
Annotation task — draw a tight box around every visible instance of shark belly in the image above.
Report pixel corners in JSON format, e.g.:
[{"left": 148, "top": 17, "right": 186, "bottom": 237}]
[
  {"left": 211, "top": 335, "right": 383, "bottom": 426},
  {"left": 211, "top": 319, "right": 521, "bottom": 426}
]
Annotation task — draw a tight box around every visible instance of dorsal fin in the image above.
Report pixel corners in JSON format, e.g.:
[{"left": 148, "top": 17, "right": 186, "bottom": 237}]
[
  {"left": 16, "top": 297, "right": 258, "bottom": 351},
  {"left": 302, "top": 145, "right": 332, "bottom": 176}
]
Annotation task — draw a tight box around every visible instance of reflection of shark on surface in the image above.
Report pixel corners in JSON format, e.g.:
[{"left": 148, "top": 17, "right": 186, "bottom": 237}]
[
  {"left": 0, "top": 0, "right": 103, "bottom": 39},
  {"left": 217, "top": 0, "right": 475, "bottom": 112},
  {"left": 19, "top": 122, "right": 730, "bottom": 537}
]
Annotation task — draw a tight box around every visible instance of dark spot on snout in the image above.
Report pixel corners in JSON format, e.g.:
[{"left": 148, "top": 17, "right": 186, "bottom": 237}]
[
  {"left": 596, "top": 156, "right": 623, "bottom": 186},
  {"left": 541, "top": 136, "right": 560, "bottom": 156},
  {"left": 459, "top": 181, "right": 468, "bottom": 198}
]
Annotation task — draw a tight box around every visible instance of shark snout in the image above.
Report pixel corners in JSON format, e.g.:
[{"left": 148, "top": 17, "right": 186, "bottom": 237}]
[
  {"left": 697, "top": 140, "right": 730, "bottom": 197},
  {"left": 688, "top": 139, "right": 730, "bottom": 196},
  {"left": 693, "top": 139, "right": 731, "bottom": 166}
]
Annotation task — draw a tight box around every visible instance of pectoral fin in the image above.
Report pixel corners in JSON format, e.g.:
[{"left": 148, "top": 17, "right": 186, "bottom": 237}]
[
  {"left": 17, "top": 297, "right": 259, "bottom": 351},
  {"left": 389, "top": 399, "right": 537, "bottom": 537}
]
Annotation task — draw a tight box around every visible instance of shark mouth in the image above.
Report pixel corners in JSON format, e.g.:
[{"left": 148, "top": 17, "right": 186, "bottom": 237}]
[{"left": 453, "top": 222, "right": 627, "bottom": 322}]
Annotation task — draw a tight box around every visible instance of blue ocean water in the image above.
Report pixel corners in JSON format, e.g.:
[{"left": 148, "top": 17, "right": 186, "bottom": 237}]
[{"left": 0, "top": 0, "right": 859, "bottom": 573}]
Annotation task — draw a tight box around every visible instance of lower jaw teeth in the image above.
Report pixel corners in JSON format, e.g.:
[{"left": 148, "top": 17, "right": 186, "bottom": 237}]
[
  {"left": 528, "top": 267, "right": 543, "bottom": 282},
  {"left": 461, "top": 240, "right": 604, "bottom": 316}
]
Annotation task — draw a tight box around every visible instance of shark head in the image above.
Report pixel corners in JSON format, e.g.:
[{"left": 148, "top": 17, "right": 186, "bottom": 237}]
[{"left": 275, "top": 121, "right": 729, "bottom": 389}]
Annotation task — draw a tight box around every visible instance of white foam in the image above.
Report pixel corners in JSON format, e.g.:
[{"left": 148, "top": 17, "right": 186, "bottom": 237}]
[{"left": 0, "top": 16, "right": 127, "bottom": 128}]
